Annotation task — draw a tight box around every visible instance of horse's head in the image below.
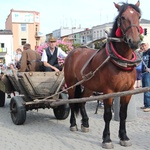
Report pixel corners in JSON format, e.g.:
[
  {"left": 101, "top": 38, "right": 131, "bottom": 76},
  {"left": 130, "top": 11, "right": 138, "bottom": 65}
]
[{"left": 114, "top": 1, "right": 142, "bottom": 50}]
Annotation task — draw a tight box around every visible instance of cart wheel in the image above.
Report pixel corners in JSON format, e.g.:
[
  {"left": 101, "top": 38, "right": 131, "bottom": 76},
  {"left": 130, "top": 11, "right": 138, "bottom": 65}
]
[
  {"left": 10, "top": 96, "right": 26, "bottom": 125},
  {"left": 0, "top": 90, "right": 5, "bottom": 107},
  {"left": 53, "top": 93, "right": 70, "bottom": 120}
]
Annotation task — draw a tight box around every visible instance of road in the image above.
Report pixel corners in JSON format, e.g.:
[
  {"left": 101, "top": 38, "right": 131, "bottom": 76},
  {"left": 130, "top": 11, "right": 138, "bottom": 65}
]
[{"left": 0, "top": 93, "right": 150, "bottom": 150}]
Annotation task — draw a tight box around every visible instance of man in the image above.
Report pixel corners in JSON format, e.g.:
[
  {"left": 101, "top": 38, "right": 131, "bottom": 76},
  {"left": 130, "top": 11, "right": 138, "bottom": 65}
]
[
  {"left": 141, "top": 41, "right": 150, "bottom": 112},
  {"left": 19, "top": 43, "right": 41, "bottom": 72},
  {"left": 41, "top": 37, "right": 67, "bottom": 72}
]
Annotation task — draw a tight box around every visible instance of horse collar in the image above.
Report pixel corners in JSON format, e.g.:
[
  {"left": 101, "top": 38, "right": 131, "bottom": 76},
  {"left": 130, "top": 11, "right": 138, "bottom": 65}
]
[{"left": 106, "top": 41, "right": 141, "bottom": 71}]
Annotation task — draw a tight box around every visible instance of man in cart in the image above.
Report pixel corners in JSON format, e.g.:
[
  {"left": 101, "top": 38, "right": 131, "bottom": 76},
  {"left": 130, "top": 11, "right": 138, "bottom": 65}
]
[
  {"left": 41, "top": 37, "right": 67, "bottom": 72},
  {"left": 19, "top": 43, "right": 41, "bottom": 72}
]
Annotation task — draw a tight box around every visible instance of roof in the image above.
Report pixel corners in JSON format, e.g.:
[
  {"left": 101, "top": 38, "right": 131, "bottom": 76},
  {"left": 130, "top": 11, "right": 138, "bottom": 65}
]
[
  {"left": 140, "top": 19, "right": 150, "bottom": 24},
  {"left": 0, "top": 30, "right": 12, "bottom": 35}
]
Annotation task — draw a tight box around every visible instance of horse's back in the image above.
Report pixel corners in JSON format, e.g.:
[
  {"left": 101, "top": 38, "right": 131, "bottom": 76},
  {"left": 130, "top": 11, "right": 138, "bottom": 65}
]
[{"left": 65, "top": 47, "right": 96, "bottom": 70}]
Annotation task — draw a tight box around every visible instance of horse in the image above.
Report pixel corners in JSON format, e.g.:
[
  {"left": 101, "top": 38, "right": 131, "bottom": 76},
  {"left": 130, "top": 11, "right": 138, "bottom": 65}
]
[{"left": 64, "top": 1, "right": 142, "bottom": 149}]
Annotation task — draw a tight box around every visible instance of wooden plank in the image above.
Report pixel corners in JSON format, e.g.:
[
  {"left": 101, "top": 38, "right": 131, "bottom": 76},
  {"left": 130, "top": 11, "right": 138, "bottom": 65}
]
[
  {"left": 7, "top": 75, "right": 21, "bottom": 92},
  {"left": 3, "top": 71, "right": 64, "bottom": 99},
  {"left": 23, "top": 72, "right": 63, "bottom": 95},
  {"left": 49, "top": 71, "right": 64, "bottom": 94},
  {"left": 19, "top": 76, "right": 36, "bottom": 97},
  {"left": 45, "top": 86, "right": 150, "bottom": 107},
  {"left": 0, "top": 74, "right": 14, "bottom": 93}
]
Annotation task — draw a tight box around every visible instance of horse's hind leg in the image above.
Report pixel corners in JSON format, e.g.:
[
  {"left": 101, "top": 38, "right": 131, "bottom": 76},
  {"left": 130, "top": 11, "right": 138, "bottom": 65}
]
[
  {"left": 69, "top": 103, "right": 78, "bottom": 131},
  {"left": 102, "top": 98, "right": 114, "bottom": 149},
  {"left": 69, "top": 85, "right": 82, "bottom": 131},
  {"left": 79, "top": 89, "right": 93, "bottom": 132},
  {"left": 119, "top": 96, "right": 132, "bottom": 147},
  {"left": 80, "top": 102, "right": 89, "bottom": 132}
]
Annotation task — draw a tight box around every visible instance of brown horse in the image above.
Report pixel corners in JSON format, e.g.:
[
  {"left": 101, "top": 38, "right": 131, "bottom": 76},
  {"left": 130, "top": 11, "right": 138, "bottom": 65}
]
[{"left": 64, "top": 1, "right": 142, "bottom": 149}]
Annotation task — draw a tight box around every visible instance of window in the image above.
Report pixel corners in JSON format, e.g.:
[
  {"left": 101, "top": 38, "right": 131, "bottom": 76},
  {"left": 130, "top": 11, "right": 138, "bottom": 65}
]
[
  {"left": 21, "top": 39, "right": 27, "bottom": 45},
  {"left": 82, "top": 36, "right": 85, "bottom": 43},
  {"left": 21, "top": 24, "right": 26, "bottom": 31},
  {"left": 74, "top": 35, "right": 76, "bottom": 41},
  {"left": 1, "top": 43, "right": 4, "bottom": 48},
  {"left": 100, "top": 30, "right": 102, "bottom": 37},
  {"left": 36, "top": 25, "right": 38, "bottom": 32},
  {"left": 97, "top": 31, "right": 99, "bottom": 39},
  {"left": 144, "top": 28, "right": 147, "bottom": 35}
]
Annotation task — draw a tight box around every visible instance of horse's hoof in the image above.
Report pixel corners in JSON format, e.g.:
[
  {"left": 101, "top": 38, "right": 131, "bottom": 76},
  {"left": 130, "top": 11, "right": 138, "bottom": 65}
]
[
  {"left": 70, "top": 125, "right": 78, "bottom": 132},
  {"left": 81, "top": 125, "right": 89, "bottom": 132},
  {"left": 120, "top": 140, "right": 132, "bottom": 147},
  {"left": 102, "top": 142, "right": 114, "bottom": 149}
]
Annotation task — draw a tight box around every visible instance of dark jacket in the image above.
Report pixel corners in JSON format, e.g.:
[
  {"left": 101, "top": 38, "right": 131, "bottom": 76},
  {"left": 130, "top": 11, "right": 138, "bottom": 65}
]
[{"left": 142, "top": 48, "right": 150, "bottom": 73}]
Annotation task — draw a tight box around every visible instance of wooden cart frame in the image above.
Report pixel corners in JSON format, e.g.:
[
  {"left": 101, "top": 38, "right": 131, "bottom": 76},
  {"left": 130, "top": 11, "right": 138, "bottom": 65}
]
[{"left": 0, "top": 71, "right": 70, "bottom": 125}]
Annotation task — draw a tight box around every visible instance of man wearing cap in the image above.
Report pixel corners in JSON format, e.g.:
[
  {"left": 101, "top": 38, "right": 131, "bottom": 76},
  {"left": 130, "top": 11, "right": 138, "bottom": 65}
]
[
  {"left": 140, "top": 41, "right": 150, "bottom": 112},
  {"left": 41, "top": 36, "right": 67, "bottom": 72}
]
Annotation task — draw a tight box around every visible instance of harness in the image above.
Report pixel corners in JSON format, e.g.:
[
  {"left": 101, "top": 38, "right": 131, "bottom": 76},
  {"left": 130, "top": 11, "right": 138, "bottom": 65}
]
[
  {"left": 106, "top": 41, "right": 141, "bottom": 71},
  {"left": 80, "top": 37, "right": 141, "bottom": 80}
]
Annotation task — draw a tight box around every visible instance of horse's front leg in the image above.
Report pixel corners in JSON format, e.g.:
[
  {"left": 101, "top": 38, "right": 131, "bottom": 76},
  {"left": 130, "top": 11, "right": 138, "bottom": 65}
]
[
  {"left": 119, "top": 95, "right": 132, "bottom": 147},
  {"left": 102, "top": 98, "right": 114, "bottom": 149}
]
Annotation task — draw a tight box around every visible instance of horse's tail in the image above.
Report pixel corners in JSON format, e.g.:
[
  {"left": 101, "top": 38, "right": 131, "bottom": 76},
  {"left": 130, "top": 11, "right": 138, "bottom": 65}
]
[{"left": 74, "top": 85, "right": 82, "bottom": 116}]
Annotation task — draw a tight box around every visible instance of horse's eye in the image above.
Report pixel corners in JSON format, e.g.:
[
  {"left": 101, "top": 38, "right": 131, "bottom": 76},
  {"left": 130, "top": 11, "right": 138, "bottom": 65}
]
[
  {"left": 121, "top": 16, "right": 125, "bottom": 20},
  {"left": 139, "top": 16, "right": 141, "bottom": 19}
]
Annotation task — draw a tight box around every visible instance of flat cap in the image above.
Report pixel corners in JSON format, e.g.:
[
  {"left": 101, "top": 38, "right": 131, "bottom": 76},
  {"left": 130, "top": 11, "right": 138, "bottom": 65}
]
[{"left": 49, "top": 36, "right": 57, "bottom": 42}]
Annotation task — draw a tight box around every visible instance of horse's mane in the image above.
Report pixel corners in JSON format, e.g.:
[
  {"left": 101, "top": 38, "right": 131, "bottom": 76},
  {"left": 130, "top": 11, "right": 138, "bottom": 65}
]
[{"left": 110, "top": 2, "right": 141, "bottom": 37}]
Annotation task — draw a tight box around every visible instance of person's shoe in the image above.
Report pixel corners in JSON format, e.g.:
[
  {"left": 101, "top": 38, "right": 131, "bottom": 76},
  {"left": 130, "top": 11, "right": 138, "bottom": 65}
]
[
  {"left": 143, "top": 108, "right": 150, "bottom": 112},
  {"left": 140, "top": 106, "right": 146, "bottom": 109}
]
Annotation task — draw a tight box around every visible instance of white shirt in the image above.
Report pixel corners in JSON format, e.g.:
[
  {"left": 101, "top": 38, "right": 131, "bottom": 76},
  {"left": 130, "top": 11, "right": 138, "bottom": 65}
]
[
  {"left": 41, "top": 47, "right": 67, "bottom": 62},
  {"left": 15, "top": 53, "right": 22, "bottom": 62}
]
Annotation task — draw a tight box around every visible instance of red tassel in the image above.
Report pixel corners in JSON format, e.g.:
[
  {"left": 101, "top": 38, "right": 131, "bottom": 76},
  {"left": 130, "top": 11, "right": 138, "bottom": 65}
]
[
  {"left": 140, "top": 26, "right": 143, "bottom": 34},
  {"left": 116, "top": 26, "right": 143, "bottom": 37},
  {"left": 115, "top": 27, "right": 122, "bottom": 37}
]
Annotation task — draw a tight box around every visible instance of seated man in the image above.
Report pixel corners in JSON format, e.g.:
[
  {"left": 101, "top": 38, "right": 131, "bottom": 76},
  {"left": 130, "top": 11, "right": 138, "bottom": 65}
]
[
  {"left": 19, "top": 43, "right": 41, "bottom": 72},
  {"left": 41, "top": 37, "right": 67, "bottom": 72}
]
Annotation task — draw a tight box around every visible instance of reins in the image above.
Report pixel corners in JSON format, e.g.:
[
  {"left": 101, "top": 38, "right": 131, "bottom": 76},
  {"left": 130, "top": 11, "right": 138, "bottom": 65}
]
[{"left": 81, "top": 52, "right": 110, "bottom": 80}]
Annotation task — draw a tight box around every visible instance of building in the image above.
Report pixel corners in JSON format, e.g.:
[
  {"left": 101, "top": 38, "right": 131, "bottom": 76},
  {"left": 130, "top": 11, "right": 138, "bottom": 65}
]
[
  {"left": 0, "top": 30, "right": 13, "bottom": 66},
  {"left": 52, "top": 27, "right": 85, "bottom": 40},
  {"left": 92, "top": 19, "right": 150, "bottom": 45},
  {"left": 5, "top": 9, "right": 41, "bottom": 51},
  {"left": 79, "top": 28, "right": 93, "bottom": 45},
  {"left": 92, "top": 22, "right": 113, "bottom": 40},
  {"left": 140, "top": 19, "right": 150, "bottom": 44},
  {"left": 57, "top": 19, "right": 150, "bottom": 48}
]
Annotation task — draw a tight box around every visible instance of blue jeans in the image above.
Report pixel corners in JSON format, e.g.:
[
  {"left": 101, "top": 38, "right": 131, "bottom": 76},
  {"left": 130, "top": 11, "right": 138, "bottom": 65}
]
[{"left": 142, "top": 73, "right": 150, "bottom": 108}]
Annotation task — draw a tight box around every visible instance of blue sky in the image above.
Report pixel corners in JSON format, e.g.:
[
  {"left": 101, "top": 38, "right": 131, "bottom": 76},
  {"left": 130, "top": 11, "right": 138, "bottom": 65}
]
[{"left": 0, "top": 0, "right": 149, "bottom": 35}]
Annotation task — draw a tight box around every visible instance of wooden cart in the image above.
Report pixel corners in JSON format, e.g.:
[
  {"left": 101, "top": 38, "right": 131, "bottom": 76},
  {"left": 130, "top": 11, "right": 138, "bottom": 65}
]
[{"left": 0, "top": 70, "right": 70, "bottom": 125}]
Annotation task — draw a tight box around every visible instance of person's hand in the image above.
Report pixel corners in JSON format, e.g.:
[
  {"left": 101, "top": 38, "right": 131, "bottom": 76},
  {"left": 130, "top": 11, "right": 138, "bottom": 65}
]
[
  {"left": 53, "top": 67, "right": 60, "bottom": 73},
  {"left": 146, "top": 68, "right": 150, "bottom": 72}
]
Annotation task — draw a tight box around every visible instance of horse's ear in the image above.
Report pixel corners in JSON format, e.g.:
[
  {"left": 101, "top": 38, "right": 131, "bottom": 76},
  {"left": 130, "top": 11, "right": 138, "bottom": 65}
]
[
  {"left": 114, "top": 2, "right": 120, "bottom": 11},
  {"left": 135, "top": 0, "right": 140, "bottom": 7}
]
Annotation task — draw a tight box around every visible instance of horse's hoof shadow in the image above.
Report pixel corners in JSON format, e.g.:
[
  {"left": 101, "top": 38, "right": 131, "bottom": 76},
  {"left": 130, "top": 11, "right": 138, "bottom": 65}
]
[
  {"left": 70, "top": 125, "right": 78, "bottom": 131},
  {"left": 81, "top": 125, "right": 89, "bottom": 132},
  {"left": 102, "top": 142, "right": 114, "bottom": 149},
  {"left": 120, "top": 140, "right": 132, "bottom": 147}
]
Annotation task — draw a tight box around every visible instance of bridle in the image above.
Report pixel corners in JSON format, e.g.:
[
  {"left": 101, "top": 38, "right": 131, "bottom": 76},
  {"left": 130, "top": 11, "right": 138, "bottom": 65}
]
[{"left": 117, "top": 9, "right": 141, "bottom": 43}]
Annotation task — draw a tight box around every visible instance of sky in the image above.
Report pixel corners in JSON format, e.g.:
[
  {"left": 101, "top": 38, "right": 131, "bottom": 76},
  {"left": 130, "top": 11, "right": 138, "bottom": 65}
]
[{"left": 0, "top": 0, "right": 149, "bottom": 35}]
